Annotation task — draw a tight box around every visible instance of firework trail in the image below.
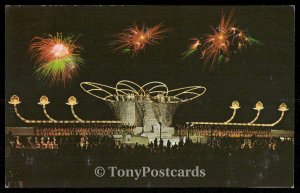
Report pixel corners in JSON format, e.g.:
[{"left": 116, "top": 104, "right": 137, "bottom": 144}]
[
  {"left": 182, "top": 11, "right": 262, "bottom": 70},
  {"left": 112, "top": 22, "right": 171, "bottom": 56},
  {"left": 28, "top": 33, "right": 84, "bottom": 86}
]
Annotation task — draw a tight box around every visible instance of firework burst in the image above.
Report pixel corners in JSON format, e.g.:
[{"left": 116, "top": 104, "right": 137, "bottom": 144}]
[
  {"left": 182, "top": 11, "right": 262, "bottom": 70},
  {"left": 112, "top": 22, "right": 171, "bottom": 56},
  {"left": 28, "top": 33, "right": 84, "bottom": 86}
]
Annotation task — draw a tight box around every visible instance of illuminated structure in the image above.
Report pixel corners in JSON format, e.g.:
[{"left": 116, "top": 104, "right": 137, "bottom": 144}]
[
  {"left": 80, "top": 80, "right": 206, "bottom": 143},
  {"left": 8, "top": 81, "right": 289, "bottom": 145},
  {"left": 188, "top": 101, "right": 288, "bottom": 127},
  {"left": 8, "top": 95, "right": 120, "bottom": 124}
]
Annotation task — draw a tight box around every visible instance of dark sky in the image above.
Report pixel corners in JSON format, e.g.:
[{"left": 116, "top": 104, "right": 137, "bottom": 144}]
[{"left": 5, "top": 5, "right": 294, "bottom": 129}]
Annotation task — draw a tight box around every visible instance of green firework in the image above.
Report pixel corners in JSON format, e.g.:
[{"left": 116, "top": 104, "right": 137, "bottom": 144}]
[
  {"left": 34, "top": 55, "right": 84, "bottom": 86},
  {"left": 182, "top": 49, "right": 197, "bottom": 59},
  {"left": 247, "top": 36, "right": 263, "bottom": 46}
]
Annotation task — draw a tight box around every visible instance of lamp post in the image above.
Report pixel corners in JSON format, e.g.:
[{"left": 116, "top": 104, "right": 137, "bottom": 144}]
[
  {"left": 187, "top": 122, "right": 190, "bottom": 141},
  {"left": 159, "top": 122, "right": 162, "bottom": 140},
  {"left": 210, "top": 125, "right": 213, "bottom": 147}
]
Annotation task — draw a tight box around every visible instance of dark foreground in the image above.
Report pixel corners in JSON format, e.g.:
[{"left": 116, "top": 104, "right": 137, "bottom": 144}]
[{"left": 5, "top": 136, "right": 293, "bottom": 188}]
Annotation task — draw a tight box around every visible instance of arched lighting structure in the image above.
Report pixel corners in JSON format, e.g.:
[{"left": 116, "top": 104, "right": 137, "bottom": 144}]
[
  {"left": 142, "top": 81, "right": 169, "bottom": 96},
  {"left": 116, "top": 80, "right": 145, "bottom": 96},
  {"left": 164, "top": 86, "right": 206, "bottom": 103},
  {"left": 80, "top": 80, "right": 206, "bottom": 127},
  {"left": 80, "top": 80, "right": 206, "bottom": 103}
]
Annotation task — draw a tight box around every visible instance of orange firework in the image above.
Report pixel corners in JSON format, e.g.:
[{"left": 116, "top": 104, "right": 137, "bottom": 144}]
[
  {"left": 201, "top": 11, "right": 234, "bottom": 69},
  {"left": 218, "top": 11, "right": 235, "bottom": 34},
  {"left": 182, "top": 11, "right": 262, "bottom": 70},
  {"left": 112, "top": 22, "right": 171, "bottom": 56},
  {"left": 182, "top": 38, "right": 201, "bottom": 59},
  {"left": 29, "top": 33, "right": 78, "bottom": 65},
  {"left": 189, "top": 38, "right": 201, "bottom": 50},
  {"left": 202, "top": 30, "right": 231, "bottom": 67}
]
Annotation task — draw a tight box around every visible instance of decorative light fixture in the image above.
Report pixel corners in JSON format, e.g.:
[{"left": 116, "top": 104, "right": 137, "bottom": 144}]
[
  {"left": 8, "top": 95, "right": 21, "bottom": 105},
  {"left": 190, "top": 101, "right": 288, "bottom": 127},
  {"left": 248, "top": 101, "right": 264, "bottom": 124},
  {"left": 38, "top": 95, "right": 57, "bottom": 122},
  {"left": 8, "top": 95, "right": 121, "bottom": 124},
  {"left": 66, "top": 96, "right": 84, "bottom": 122},
  {"left": 224, "top": 100, "right": 241, "bottom": 123},
  {"left": 8, "top": 90, "right": 288, "bottom": 127}
]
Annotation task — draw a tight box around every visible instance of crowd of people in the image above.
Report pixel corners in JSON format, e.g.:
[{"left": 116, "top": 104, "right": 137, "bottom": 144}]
[
  {"left": 34, "top": 123, "right": 135, "bottom": 136},
  {"left": 8, "top": 124, "right": 274, "bottom": 151},
  {"left": 5, "top": 133, "right": 293, "bottom": 188},
  {"left": 9, "top": 136, "right": 59, "bottom": 150},
  {"left": 33, "top": 124, "right": 272, "bottom": 139},
  {"left": 112, "top": 91, "right": 182, "bottom": 103},
  {"left": 5, "top": 122, "right": 293, "bottom": 187},
  {"left": 175, "top": 124, "right": 271, "bottom": 138}
]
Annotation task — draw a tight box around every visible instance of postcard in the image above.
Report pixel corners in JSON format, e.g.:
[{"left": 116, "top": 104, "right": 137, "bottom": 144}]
[{"left": 5, "top": 5, "right": 294, "bottom": 188}]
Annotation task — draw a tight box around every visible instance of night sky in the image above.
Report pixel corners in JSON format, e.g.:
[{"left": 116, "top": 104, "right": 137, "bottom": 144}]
[{"left": 5, "top": 5, "right": 294, "bottom": 129}]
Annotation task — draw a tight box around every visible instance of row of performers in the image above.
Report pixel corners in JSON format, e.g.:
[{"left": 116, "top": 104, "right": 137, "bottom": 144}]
[
  {"left": 10, "top": 136, "right": 59, "bottom": 149},
  {"left": 10, "top": 135, "right": 279, "bottom": 151},
  {"left": 34, "top": 127, "right": 135, "bottom": 136},
  {"left": 175, "top": 128, "right": 271, "bottom": 138},
  {"left": 34, "top": 123, "right": 136, "bottom": 129},
  {"left": 113, "top": 93, "right": 181, "bottom": 103},
  {"left": 11, "top": 136, "right": 96, "bottom": 150}
]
